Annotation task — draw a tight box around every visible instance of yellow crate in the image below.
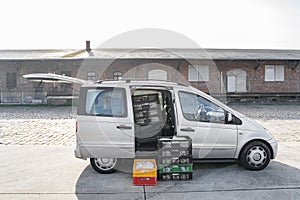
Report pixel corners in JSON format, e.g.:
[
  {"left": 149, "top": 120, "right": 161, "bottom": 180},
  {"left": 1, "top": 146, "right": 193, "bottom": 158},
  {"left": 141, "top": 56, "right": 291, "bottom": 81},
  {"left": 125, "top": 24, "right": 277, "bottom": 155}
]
[{"left": 133, "top": 159, "right": 157, "bottom": 178}]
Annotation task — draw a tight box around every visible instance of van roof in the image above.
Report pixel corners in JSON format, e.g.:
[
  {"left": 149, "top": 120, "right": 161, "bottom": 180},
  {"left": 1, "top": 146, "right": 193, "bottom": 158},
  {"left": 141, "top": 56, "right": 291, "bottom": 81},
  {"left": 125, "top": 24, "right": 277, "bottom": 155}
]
[{"left": 81, "top": 79, "right": 191, "bottom": 89}]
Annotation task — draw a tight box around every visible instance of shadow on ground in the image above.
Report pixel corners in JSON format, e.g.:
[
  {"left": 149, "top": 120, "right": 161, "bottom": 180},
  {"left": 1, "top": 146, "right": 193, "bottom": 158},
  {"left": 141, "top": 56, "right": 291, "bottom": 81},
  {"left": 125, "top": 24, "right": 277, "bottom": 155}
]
[{"left": 75, "top": 161, "right": 300, "bottom": 200}]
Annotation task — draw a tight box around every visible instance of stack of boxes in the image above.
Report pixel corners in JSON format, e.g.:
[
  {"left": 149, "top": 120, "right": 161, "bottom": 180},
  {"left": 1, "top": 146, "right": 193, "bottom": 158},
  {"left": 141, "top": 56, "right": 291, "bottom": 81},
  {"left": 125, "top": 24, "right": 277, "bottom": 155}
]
[
  {"left": 158, "top": 136, "right": 193, "bottom": 180},
  {"left": 132, "top": 93, "right": 161, "bottom": 126}
]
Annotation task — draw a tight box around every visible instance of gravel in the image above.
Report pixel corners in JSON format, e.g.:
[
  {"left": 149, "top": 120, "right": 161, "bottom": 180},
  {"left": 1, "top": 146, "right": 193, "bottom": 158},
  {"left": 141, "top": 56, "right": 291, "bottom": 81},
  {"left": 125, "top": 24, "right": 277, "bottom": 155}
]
[{"left": 0, "top": 104, "right": 299, "bottom": 145}]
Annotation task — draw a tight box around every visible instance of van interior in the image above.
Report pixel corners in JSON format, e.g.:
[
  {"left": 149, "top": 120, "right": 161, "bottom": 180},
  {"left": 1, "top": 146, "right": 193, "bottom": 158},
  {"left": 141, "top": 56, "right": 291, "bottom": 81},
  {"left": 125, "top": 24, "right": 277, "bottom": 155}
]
[{"left": 132, "top": 89, "right": 176, "bottom": 151}]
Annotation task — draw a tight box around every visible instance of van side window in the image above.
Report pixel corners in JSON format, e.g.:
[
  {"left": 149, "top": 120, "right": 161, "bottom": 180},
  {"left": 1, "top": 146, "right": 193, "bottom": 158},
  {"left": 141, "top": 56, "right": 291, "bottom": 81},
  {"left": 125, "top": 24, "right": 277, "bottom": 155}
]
[
  {"left": 179, "top": 92, "right": 225, "bottom": 124},
  {"left": 85, "top": 88, "right": 127, "bottom": 117}
]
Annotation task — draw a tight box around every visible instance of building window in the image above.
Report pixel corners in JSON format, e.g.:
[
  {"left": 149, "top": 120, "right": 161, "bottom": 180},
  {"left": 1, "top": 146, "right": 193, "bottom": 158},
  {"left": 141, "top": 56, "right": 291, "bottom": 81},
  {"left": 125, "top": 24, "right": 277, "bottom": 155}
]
[
  {"left": 6, "top": 72, "right": 17, "bottom": 89},
  {"left": 113, "top": 71, "right": 122, "bottom": 80},
  {"left": 61, "top": 71, "right": 71, "bottom": 77},
  {"left": 87, "top": 72, "right": 96, "bottom": 81},
  {"left": 188, "top": 65, "right": 209, "bottom": 82},
  {"left": 148, "top": 69, "right": 167, "bottom": 80},
  {"left": 265, "top": 65, "right": 284, "bottom": 82}
]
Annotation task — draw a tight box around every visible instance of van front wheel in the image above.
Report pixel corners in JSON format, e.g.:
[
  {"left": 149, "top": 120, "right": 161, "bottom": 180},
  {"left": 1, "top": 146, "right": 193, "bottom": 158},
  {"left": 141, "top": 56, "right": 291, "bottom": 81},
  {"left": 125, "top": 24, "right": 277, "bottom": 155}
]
[
  {"left": 90, "top": 158, "right": 117, "bottom": 174},
  {"left": 239, "top": 141, "right": 271, "bottom": 171}
]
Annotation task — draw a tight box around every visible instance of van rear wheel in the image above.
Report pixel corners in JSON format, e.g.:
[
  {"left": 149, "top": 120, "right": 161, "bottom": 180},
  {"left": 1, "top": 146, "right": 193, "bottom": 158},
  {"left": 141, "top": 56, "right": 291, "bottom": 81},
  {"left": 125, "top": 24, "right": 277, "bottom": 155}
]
[
  {"left": 90, "top": 158, "right": 117, "bottom": 174},
  {"left": 239, "top": 141, "right": 271, "bottom": 171}
]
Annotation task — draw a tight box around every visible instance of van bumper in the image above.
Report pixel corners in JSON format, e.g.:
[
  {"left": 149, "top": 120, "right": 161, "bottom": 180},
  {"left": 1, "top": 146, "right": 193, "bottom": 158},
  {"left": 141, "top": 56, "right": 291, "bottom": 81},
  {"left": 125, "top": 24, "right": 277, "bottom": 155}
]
[
  {"left": 268, "top": 138, "right": 278, "bottom": 159},
  {"left": 74, "top": 145, "right": 86, "bottom": 160}
]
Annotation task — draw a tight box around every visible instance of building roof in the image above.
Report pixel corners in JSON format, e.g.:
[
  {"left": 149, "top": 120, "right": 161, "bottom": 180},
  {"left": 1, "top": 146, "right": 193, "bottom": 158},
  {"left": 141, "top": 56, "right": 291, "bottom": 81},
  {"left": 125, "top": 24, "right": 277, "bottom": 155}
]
[
  {"left": 0, "top": 48, "right": 300, "bottom": 60},
  {"left": 0, "top": 49, "right": 86, "bottom": 60}
]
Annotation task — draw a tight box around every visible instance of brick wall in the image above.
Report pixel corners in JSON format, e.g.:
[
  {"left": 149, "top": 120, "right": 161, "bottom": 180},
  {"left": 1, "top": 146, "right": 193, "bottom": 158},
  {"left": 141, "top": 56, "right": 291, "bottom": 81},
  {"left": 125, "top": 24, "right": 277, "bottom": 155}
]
[
  {"left": 0, "top": 60, "right": 82, "bottom": 103},
  {"left": 0, "top": 58, "right": 299, "bottom": 104}
]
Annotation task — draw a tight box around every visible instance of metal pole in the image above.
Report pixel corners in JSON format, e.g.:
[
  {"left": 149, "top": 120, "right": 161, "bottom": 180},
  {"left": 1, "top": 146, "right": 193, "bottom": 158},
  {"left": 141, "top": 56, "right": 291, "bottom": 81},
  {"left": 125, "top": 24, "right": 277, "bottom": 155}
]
[{"left": 220, "top": 71, "right": 223, "bottom": 93}]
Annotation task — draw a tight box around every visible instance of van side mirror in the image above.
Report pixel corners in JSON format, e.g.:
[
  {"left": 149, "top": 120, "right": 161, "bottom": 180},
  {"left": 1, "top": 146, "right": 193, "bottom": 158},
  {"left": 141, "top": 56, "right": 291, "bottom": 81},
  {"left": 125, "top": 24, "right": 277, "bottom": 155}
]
[{"left": 227, "top": 113, "right": 233, "bottom": 123}]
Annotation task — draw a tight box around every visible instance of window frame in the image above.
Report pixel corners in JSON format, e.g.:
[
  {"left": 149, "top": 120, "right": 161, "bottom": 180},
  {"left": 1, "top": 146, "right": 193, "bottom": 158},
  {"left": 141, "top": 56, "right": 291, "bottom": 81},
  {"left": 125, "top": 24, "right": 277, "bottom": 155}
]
[
  {"left": 188, "top": 65, "right": 209, "bottom": 82},
  {"left": 6, "top": 72, "right": 17, "bottom": 89},
  {"left": 82, "top": 87, "right": 128, "bottom": 118},
  {"left": 113, "top": 71, "right": 123, "bottom": 80},
  {"left": 87, "top": 72, "right": 96, "bottom": 81},
  {"left": 264, "top": 65, "right": 284, "bottom": 82},
  {"left": 178, "top": 91, "right": 225, "bottom": 124},
  {"left": 60, "top": 71, "right": 72, "bottom": 77},
  {"left": 148, "top": 69, "right": 168, "bottom": 80}
]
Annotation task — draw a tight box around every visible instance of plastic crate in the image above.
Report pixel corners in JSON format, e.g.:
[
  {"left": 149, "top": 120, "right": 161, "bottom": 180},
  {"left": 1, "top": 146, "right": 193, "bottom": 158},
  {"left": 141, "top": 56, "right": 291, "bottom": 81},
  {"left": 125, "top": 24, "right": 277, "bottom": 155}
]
[
  {"left": 133, "top": 159, "right": 157, "bottom": 186},
  {"left": 160, "top": 148, "right": 192, "bottom": 157},
  {"left": 159, "top": 172, "right": 193, "bottom": 181},
  {"left": 133, "top": 176, "right": 157, "bottom": 186},
  {"left": 158, "top": 163, "right": 193, "bottom": 173},
  {"left": 132, "top": 93, "right": 159, "bottom": 104},
  {"left": 158, "top": 136, "right": 192, "bottom": 149},
  {"left": 158, "top": 155, "right": 193, "bottom": 164},
  {"left": 133, "top": 93, "right": 162, "bottom": 126},
  {"left": 133, "top": 159, "right": 157, "bottom": 177}
]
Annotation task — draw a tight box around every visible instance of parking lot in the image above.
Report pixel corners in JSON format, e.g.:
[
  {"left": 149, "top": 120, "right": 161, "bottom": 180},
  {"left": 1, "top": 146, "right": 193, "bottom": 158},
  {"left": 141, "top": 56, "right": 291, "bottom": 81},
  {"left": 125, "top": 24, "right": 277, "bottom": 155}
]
[
  {"left": 0, "top": 104, "right": 300, "bottom": 199},
  {"left": 0, "top": 143, "right": 299, "bottom": 200}
]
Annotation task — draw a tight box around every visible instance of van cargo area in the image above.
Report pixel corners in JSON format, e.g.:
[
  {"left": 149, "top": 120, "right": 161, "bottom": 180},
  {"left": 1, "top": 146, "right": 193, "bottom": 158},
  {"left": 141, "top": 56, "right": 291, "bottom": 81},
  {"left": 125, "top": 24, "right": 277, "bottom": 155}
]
[{"left": 132, "top": 89, "right": 176, "bottom": 152}]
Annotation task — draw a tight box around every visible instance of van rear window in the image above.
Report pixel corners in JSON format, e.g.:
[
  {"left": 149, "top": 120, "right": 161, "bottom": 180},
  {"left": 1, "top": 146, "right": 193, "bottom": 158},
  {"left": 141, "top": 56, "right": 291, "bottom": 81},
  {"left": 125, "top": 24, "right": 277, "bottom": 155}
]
[{"left": 85, "top": 88, "right": 127, "bottom": 117}]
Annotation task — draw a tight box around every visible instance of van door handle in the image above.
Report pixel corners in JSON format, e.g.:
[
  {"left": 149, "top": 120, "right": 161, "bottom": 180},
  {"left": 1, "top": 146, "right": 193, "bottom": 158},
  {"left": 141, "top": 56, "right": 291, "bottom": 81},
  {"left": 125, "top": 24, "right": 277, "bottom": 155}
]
[
  {"left": 180, "top": 127, "right": 195, "bottom": 132},
  {"left": 117, "top": 125, "right": 132, "bottom": 130}
]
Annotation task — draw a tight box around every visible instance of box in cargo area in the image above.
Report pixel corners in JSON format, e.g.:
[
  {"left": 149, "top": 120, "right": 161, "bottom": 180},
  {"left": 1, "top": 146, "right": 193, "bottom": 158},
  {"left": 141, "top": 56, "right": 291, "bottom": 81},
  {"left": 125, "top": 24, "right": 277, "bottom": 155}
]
[
  {"left": 133, "top": 93, "right": 162, "bottom": 126},
  {"left": 133, "top": 159, "right": 157, "bottom": 186}
]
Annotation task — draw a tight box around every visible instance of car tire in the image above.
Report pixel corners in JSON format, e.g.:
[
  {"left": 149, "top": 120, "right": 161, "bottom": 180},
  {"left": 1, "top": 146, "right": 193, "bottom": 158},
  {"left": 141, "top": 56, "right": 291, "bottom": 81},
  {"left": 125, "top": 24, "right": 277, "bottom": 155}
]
[
  {"left": 239, "top": 141, "right": 271, "bottom": 171},
  {"left": 90, "top": 158, "right": 117, "bottom": 174}
]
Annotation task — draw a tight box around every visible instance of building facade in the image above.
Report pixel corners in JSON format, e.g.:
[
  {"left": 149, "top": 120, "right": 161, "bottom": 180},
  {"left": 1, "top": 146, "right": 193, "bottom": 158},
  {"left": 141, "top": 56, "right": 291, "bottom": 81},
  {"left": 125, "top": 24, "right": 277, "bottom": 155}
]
[{"left": 0, "top": 48, "right": 299, "bottom": 104}]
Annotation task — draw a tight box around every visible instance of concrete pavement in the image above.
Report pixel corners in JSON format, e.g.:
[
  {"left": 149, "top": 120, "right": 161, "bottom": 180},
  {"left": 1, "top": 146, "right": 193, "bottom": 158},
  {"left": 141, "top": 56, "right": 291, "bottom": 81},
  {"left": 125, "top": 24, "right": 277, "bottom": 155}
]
[{"left": 0, "top": 143, "right": 300, "bottom": 200}]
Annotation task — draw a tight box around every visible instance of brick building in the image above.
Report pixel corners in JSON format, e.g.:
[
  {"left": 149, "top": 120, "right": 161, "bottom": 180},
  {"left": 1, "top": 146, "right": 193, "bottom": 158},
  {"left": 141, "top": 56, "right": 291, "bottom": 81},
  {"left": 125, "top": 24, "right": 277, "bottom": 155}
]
[{"left": 0, "top": 48, "right": 299, "bottom": 104}]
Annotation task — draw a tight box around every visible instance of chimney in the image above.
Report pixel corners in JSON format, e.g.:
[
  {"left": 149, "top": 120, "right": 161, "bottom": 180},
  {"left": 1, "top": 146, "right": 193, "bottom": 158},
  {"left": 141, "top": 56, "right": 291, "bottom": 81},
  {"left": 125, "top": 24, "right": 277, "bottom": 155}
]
[{"left": 86, "top": 40, "right": 91, "bottom": 52}]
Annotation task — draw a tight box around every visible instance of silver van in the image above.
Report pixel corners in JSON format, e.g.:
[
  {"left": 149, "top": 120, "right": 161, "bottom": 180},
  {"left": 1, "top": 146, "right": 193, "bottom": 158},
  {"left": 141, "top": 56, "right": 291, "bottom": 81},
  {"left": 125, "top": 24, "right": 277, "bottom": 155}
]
[{"left": 74, "top": 80, "right": 278, "bottom": 173}]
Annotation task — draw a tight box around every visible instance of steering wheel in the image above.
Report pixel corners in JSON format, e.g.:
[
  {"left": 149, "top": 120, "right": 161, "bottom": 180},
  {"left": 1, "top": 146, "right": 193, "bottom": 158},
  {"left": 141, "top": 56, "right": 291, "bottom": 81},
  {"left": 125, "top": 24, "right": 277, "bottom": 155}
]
[{"left": 195, "top": 104, "right": 206, "bottom": 120}]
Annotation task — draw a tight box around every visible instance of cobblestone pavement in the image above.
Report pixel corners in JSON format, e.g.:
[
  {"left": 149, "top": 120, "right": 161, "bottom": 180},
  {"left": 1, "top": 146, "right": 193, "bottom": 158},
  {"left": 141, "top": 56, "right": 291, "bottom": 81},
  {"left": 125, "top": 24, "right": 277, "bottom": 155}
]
[
  {"left": 0, "top": 119, "right": 75, "bottom": 145},
  {"left": 0, "top": 106, "right": 76, "bottom": 145},
  {"left": 0, "top": 104, "right": 299, "bottom": 145},
  {"left": 231, "top": 104, "right": 300, "bottom": 142},
  {"left": 230, "top": 104, "right": 300, "bottom": 120}
]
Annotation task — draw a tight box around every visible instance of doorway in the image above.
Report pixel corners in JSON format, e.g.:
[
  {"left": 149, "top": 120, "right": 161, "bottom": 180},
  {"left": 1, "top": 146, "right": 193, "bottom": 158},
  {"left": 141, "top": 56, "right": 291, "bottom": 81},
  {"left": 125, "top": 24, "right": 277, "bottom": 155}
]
[
  {"left": 226, "top": 69, "right": 247, "bottom": 93},
  {"left": 227, "top": 76, "right": 236, "bottom": 92}
]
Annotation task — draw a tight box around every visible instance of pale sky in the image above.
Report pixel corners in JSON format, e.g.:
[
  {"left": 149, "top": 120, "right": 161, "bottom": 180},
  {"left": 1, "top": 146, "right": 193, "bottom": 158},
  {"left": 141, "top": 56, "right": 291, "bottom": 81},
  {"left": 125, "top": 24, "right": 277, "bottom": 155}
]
[{"left": 0, "top": 0, "right": 299, "bottom": 50}]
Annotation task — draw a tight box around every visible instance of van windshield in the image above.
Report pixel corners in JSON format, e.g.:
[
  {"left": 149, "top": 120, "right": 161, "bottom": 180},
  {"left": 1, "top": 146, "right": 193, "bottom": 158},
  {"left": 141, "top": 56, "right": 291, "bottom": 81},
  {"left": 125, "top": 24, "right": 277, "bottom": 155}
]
[{"left": 85, "top": 88, "right": 127, "bottom": 117}]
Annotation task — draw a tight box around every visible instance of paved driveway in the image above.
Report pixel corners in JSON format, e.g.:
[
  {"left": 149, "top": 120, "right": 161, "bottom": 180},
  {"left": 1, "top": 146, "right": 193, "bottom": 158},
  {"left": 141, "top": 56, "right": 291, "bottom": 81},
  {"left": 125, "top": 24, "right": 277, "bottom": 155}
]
[{"left": 0, "top": 143, "right": 299, "bottom": 200}]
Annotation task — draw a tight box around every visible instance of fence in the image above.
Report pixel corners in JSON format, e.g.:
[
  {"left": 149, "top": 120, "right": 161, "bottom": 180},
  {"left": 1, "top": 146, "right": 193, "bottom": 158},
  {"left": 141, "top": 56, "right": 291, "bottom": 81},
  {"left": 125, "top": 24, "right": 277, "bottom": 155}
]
[{"left": 0, "top": 92, "right": 47, "bottom": 104}]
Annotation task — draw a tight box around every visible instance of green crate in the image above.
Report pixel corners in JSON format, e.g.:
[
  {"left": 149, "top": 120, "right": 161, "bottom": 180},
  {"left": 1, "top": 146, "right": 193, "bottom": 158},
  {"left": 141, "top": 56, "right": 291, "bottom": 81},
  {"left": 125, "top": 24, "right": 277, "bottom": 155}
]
[{"left": 158, "top": 163, "right": 193, "bottom": 173}]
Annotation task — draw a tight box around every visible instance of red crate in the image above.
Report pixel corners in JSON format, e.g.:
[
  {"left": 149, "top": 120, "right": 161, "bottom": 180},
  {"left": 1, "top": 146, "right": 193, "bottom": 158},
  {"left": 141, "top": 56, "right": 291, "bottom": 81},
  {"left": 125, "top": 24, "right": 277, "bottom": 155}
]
[{"left": 133, "top": 176, "right": 157, "bottom": 186}]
